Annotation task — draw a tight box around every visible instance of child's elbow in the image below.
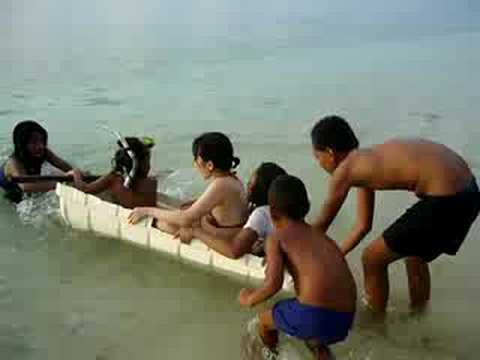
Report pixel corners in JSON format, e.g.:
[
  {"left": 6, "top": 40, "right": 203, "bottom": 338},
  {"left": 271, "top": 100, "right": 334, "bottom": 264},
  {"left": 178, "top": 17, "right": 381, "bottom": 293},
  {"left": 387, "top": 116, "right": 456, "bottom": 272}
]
[
  {"left": 230, "top": 248, "right": 243, "bottom": 260},
  {"left": 265, "top": 278, "right": 283, "bottom": 294},
  {"left": 230, "top": 243, "right": 247, "bottom": 259},
  {"left": 74, "top": 183, "right": 89, "bottom": 193},
  {"left": 178, "top": 215, "right": 195, "bottom": 228},
  {"left": 360, "top": 223, "right": 372, "bottom": 235}
]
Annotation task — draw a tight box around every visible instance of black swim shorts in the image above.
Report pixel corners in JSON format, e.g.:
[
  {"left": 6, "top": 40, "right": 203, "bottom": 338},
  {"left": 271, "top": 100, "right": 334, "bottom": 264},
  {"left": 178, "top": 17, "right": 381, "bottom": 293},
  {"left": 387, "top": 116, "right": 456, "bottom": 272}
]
[{"left": 383, "top": 177, "right": 480, "bottom": 262}]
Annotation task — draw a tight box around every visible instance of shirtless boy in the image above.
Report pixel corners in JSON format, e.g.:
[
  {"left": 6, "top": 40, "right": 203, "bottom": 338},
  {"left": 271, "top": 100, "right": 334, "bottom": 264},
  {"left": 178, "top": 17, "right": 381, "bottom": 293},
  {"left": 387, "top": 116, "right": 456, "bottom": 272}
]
[
  {"left": 311, "top": 115, "right": 480, "bottom": 314},
  {"left": 239, "top": 175, "right": 356, "bottom": 359}
]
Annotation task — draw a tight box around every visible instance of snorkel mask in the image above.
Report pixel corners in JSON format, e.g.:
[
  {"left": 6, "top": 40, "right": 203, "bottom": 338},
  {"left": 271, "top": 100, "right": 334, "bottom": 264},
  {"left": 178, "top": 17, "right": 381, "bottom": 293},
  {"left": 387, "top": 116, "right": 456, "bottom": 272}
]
[
  {"left": 100, "top": 126, "right": 155, "bottom": 189},
  {"left": 117, "top": 137, "right": 155, "bottom": 188},
  {"left": 116, "top": 137, "right": 138, "bottom": 189}
]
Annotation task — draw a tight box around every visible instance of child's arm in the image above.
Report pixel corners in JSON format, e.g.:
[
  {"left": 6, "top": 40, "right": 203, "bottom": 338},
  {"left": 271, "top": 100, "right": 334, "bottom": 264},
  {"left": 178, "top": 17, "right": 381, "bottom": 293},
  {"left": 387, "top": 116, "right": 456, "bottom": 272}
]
[
  {"left": 239, "top": 234, "right": 284, "bottom": 307},
  {"left": 7, "top": 159, "right": 56, "bottom": 192},
  {"left": 192, "top": 225, "right": 257, "bottom": 259},
  {"left": 312, "top": 161, "right": 352, "bottom": 232},
  {"left": 73, "top": 169, "right": 115, "bottom": 194},
  {"left": 340, "top": 188, "right": 375, "bottom": 255},
  {"left": 128, "top": 180, "right": 224, "bottom": 226},
  {"left": 45, "top": 148, "right": 74, "bottom": 172}
]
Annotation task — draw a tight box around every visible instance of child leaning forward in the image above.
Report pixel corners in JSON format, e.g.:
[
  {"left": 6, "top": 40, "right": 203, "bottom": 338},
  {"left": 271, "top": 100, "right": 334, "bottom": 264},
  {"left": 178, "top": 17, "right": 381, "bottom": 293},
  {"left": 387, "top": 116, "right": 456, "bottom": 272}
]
[{"left": 239, "top": 175, "right": 357, "bottom": 360}]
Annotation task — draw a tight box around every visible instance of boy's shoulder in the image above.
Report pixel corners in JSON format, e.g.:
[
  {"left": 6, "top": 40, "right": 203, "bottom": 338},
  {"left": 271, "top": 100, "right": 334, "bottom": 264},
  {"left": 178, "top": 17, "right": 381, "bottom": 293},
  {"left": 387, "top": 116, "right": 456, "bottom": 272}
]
[
  {"left": 275, "top": 222, "right": 312, "bottom": 243},
  {"left": 335, "top": 148, "right": 379, "bottom": 182}
]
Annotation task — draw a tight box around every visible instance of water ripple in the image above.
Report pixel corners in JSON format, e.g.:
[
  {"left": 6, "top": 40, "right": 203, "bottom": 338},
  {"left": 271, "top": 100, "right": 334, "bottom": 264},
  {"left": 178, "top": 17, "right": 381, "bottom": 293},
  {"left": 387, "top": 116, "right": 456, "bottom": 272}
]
[
  {"left": 83, "top": 96, "right": 124, "bottom": 107},
  {"left": 0, "top": 109, "right": 15, "bottom": 117}
]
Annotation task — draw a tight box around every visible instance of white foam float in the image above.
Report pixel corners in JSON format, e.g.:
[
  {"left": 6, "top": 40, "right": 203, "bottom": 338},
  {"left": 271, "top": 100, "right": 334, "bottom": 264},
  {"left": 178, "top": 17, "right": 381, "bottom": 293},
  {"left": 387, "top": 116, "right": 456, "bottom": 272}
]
[{"left": 55, "top": 183, "right": 294, "bottom": 291}]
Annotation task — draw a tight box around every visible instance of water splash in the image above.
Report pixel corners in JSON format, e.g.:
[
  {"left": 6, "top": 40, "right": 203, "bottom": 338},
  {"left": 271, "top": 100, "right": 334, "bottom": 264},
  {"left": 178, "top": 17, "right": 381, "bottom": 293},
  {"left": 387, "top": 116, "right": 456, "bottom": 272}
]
[
  {"left": 240, "top": 317, "right": 265, "bottom": 360},
  {"left": 15, "top": 163, "right": 61, "bottom": 226},
  {"left": 240, "top": 317, "right": 308, "bottom": 360},
  {"left": 158, "top": 168, "right": 196, "bottom": 200},
  {"left": 15, "top": 192, "right": 59, "bottom": 227}
]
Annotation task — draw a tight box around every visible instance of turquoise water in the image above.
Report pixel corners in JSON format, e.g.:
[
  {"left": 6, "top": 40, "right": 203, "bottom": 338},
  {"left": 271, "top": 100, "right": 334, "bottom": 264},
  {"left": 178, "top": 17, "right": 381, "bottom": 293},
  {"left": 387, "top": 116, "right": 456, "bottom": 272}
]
[{"left": 1, "top": 1, "right": 480, "bottom": 359}]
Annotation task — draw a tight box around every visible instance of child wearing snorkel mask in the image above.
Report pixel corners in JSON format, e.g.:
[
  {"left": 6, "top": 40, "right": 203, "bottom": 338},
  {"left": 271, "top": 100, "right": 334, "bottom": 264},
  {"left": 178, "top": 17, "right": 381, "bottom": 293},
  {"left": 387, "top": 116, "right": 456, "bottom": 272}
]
[
  {"left": 72, "top": 137, "right": 157, "bottom": 209},
  {"left": 0, "top": 120, "right": 79, "bottom": 203}
]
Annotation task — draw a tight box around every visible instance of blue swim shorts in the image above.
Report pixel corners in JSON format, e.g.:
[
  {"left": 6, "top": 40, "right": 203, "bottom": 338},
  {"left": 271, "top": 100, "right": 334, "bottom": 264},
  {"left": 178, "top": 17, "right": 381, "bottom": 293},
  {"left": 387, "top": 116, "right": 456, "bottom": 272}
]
[{"left": 272, "top": 298, "right": 354, "bottom": 345}]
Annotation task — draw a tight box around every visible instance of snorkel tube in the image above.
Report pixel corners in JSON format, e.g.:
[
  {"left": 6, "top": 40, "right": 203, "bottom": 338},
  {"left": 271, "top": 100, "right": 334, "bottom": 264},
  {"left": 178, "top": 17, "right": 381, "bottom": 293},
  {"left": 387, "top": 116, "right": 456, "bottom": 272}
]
[{"left": 99, "top": 126, "right": 138, "bottom": 189}]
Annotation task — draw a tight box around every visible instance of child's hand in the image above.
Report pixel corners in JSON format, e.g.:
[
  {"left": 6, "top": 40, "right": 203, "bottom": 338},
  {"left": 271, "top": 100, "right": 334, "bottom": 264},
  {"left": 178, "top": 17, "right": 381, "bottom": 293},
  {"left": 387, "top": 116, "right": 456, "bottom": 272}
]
[
  {"left": 71, "top": 168, "right": 82, "bottom": 180},
  {"left": 66, "top": 168, "right": 79, "bottom": 178},
  {"left": 67, "top": 168, "right": 91, "bottom": 179},
  {"left": 174, "top": 227, "right": 194, "bottom": 244},
  {"left": 128, "top": 207, "right": 149, "bottom": 224},
  {"left": 71, "top": 168, "right": 86, "bottom": 190},
  {"left": 239, "top": 288, "right": 255, "bottom": 307}
]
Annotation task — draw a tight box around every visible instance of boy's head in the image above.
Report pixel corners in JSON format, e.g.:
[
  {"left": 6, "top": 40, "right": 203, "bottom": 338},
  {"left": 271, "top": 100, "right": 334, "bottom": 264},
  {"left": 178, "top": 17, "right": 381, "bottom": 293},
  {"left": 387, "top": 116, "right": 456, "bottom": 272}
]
[
  {"left": 268, "top": 174, "right": 310, "bottom": 227},
  {"left": 247, "top": 162, "right": 287, "bottom": 207},
  {"left": 113, "top": 137, "right": 154, "bottom": 180},
  {"left": 311, "top": 115, "right": 358, "bottom": 173},
  {"left": 12, "top": 120, "right": 48, "bottom": 174}
]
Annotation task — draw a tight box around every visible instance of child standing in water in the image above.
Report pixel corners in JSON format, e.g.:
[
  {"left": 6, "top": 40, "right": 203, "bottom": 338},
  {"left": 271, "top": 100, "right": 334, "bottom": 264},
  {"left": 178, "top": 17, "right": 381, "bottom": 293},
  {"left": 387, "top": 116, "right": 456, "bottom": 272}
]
[
  {"left": 0, "top": 120, "right": 78, "bottom": 203},
  {"left": 239, "top": 175, "right": 356, "bottom": 360},
  {"left": 128, "top": 132, "right": 248, "bottom": 234},
  {"left": 73, "top": 137, "right": 157, "bottom": 209},
  {"left": 310, "top": 115, "right": 480, "bottom": 314}
]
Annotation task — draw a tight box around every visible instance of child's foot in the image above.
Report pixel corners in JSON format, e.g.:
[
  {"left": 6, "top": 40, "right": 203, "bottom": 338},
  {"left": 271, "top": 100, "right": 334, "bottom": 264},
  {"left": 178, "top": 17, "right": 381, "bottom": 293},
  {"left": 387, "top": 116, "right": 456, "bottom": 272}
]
[
  {"left": 316, "top": 345, "right": 335, "bottom": 360},
  {"left": 241, "top": 317, "right": 268, "bottom": 360},
  {"left": 261, "top": 346, "right": 278, "bottom": 360}
]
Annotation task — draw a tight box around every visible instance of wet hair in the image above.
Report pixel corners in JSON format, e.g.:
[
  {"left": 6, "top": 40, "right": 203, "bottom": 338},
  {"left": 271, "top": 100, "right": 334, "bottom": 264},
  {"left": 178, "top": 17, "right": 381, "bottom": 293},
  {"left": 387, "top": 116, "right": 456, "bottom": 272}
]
[
  {"left": 192, "top": 132, "right": 240, "bottom": 171},
  {"left": 311, "top": 115, "right": 359, "bottom": 152},
  {"left": 249, "top": 162, "right": 287, "bottom": 207},
  {"left": 112, "top": 137, "right": 153, "bottom": 180},
  {"left": 268, "top": 175, "right": 310, "bottom": 221},
  {"left": 12, "top": 120, "right": 48, "bottom": 174}
]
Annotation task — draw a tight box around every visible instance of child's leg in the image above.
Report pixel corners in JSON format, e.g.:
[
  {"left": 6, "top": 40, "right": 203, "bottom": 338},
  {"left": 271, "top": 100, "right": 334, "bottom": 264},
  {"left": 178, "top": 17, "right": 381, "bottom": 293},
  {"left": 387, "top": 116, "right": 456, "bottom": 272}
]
[
  {"left": 153, "top": 219, "right": 179, "bottom": 235},
  {"left": 315, "top": 345, "right": 334, "bottom": 360},
  {"left": 405, "top": 257, "right": 430, "bottom": 310},
  {"left": 362, "top": 236, "right": 401, "bottom": 314},
  {"left": 306, "top": 340, "right": 334, "bottom": 360},
  {"left": 258, "top": 309, "right": 279, "bottom": 350}
]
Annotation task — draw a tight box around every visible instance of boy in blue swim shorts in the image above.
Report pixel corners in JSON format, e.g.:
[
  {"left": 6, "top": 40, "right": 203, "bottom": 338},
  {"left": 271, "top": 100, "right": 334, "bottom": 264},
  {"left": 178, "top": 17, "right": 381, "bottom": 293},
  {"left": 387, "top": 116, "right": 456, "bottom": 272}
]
[{"left": 239, "top": 175, "right": 357, "bottom": 359}]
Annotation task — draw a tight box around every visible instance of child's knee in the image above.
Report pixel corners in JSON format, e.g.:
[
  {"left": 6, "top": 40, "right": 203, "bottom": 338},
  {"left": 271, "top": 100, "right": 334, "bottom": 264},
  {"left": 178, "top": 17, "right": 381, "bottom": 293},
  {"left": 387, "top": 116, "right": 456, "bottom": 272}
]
[
  {"left": 259, "top": 328, "right": 278, "bottom": 349},
  {"left": 362, "top": 238, "right": 395, "bottom": 269},
  {"left": 316, "top": 344, "right": 334, "bottom": 360},
  {"left": 361, "top": 247, "right": 383, "bottom": 269},
  {"left": 257, "top": 311, "right": 278, "bottom": 349}
]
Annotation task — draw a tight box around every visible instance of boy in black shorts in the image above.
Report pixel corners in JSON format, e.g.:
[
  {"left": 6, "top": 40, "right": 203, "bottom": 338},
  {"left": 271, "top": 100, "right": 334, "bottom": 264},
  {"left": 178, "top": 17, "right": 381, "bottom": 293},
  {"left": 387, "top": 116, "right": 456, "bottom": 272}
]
[{"left": 310, "top": 115, "right": 480, "bottom": 314}]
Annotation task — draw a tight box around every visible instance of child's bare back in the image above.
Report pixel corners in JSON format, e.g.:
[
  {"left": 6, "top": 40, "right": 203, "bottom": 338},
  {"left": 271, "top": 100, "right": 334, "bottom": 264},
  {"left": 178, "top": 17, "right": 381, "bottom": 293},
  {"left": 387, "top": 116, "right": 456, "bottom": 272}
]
[
  {"left": 239, "top": 175, "right": 357, "bottom": 359},
  {"left": 311, "top": 116, "right": 480, "bottom": 314},
  {"left": 344, "top": 138, "right": 472, "bottom": 196},
  {"left": 109, "top": 176, "right": 157, "bottom": 209},
  {"left": 278, "top": 222, "right": 356, "bottom": 312}
]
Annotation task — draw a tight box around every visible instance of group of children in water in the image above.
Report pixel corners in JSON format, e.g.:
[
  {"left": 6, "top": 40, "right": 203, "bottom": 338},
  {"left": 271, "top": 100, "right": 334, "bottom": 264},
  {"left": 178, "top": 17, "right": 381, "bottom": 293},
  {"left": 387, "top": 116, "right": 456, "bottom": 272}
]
[{"left": 1, "top": 118, "right": 479, "bottom": 359}]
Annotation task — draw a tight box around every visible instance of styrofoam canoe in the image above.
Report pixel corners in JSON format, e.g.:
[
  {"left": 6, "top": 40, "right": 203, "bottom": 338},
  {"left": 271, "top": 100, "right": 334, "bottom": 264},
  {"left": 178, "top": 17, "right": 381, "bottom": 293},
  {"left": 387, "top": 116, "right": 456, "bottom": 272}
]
[{"left": 55, "top": 183, "right": 293, "bottom": 291}]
